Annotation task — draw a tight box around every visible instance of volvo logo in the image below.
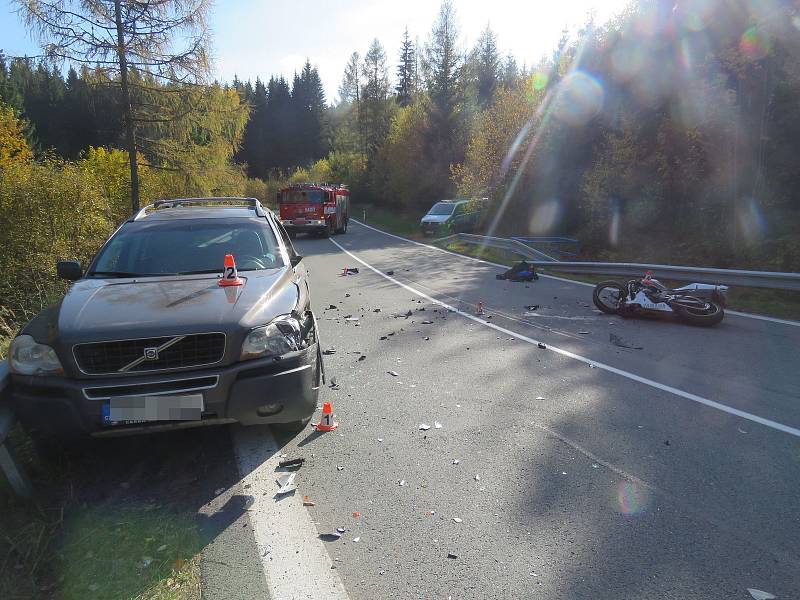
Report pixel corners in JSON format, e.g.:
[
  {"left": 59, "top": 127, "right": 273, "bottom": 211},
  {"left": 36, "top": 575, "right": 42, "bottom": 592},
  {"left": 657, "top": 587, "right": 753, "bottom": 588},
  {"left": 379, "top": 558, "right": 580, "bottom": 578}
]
[{"left": 143, "top": 347, "right": 160, "bottom": 360}]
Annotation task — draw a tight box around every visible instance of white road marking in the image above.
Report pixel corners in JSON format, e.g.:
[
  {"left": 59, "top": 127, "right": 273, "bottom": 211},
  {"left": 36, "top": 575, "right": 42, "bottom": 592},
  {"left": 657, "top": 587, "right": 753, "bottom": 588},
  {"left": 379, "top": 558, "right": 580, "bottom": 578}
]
[
  {"left": 350, "top": 219, "right": 800, "bottom": 327},
  {"left": 232, "top": 425, "right": 351, "bottom": 600},
  {"left": 329, "top": 237, "right": 800, "bottom": 439}
]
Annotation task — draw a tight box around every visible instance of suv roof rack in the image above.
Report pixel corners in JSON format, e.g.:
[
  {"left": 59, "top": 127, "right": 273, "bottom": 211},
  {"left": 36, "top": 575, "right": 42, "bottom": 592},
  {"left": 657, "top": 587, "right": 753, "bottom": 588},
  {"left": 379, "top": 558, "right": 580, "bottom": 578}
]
[{"left": 132, "top": 197, "right": 267, "bottom": 221}]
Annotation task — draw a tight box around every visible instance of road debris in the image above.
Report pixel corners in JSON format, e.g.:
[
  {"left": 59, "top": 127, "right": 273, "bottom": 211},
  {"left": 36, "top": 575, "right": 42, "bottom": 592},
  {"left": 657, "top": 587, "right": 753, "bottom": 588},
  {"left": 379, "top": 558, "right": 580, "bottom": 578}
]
[
  {"left": 525, "top": 305, "right": 539, "bottom": 311},
  {"left": 278, "top": 457, "right": 305, "bottom": 469},
  {"left": 322, "top": 348, "right": 336, "bottom": 355},
  {"left": 353, "top": 537, "right": 361, "bottom": 543},
  {"left": 388, "top": 370, "right": 399, "bottom": 377},
  {"left": 434, "top": 421, "right": 443, "bottom": 429},
  {"left": 386, "top": 270, "right": 394, "bottom": 275},
  {"left": 578, "top": 331, "right": 590, "bottom": 335},
  {"left": 319, "top": 533, "right": 341, "bottom": 542},
  {"left": 452, "top": 459, "right": 460, "bottom": 465},
  {"left": 399, "top": 479, "right": 408, "bottom": 486},
  {"left": 452, "top": 517, "right": 463, "bottom": 523},
  {"left": 373, "top": 308, "right": 381, "bottom": 312},
  {"left": 303, "top": 495, "right": 315, "bottom": 506},
  {"left": 535, "top": 396, "right": 545, "bottom": 400},
  {"left": 341, "top": 267, "right": 359, "bottom": 275},
  {"left": 423, "top": 336, "right": 430, "bottom": 341},
  {"left": 591, "top": 464, "right": 599, "bottom": 469},
  {"left": 474, "top": 474, "right": 481, "bottom": 481},
  {"left": 379, "top": 335, "right": 388, "bottom": 340},
  {"left": 419, "top": 424, "right": 431, "bottom": 431},
  {"left": 352, "top": 511, "right": 361, "bottom": 518},
  {"left": 476, "top": 302, "right": 485, "bottom": 315},
  {"left": 327, "top": 304, "right": 338, "bottom": 310},
  {"left": 537, "top": 342, "right": 546, "bottom": 349},
  {"left": 609, "top": 333, "right": 643, "bottom": 350},
  {"left": 447, "top": 552, "right": 458, "bottom": 559},
  {"left": 337, "top": 466, "right": 344, "bottom": 471},
  {"left": 358, "top": 355, "right": 366, "bottom": 361},
  {"left": 421, "top": 320, "right": 434, "bottom": 324},
  {"left": 747, "top": 589, "right": 776, "bottom": 600},
  {"left": 275, "top": 472, "right": 296, "bottom": 495},
  {"left": 337, "top": 527, "right": 346, "bottom": 533}
]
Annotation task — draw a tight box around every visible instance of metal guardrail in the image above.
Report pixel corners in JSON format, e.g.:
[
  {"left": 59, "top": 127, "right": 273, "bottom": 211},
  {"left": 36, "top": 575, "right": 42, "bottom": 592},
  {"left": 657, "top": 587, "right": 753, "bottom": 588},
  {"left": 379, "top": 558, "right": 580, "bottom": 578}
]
[
  {"left": 0, "top": 360, "right": 32, "bottom": 497},
  {"left": 437, "top": 233, "right": 800, "bottom": 291}
]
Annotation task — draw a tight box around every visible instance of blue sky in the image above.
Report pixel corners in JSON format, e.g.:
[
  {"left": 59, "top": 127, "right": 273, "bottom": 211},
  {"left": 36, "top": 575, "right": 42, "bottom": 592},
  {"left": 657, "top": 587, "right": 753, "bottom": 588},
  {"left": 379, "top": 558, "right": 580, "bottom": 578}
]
[{"left": 1, "top": 0, "right": 628, "bottom": 102}]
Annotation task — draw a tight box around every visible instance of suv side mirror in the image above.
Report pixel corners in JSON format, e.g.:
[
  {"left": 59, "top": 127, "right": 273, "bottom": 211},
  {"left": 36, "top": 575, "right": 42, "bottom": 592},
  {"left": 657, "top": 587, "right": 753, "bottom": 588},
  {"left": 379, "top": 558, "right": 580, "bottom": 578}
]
[
  {"left": 57, "top": 260, "right": 82, "bottom": 281},
  {"left": 290, "top": 255, "right": 303, "bottom": 268}
]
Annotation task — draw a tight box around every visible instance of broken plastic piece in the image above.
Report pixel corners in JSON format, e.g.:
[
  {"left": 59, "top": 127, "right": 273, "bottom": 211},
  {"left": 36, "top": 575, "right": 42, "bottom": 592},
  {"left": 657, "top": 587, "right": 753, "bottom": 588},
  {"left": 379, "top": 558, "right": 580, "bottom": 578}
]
[
  {"left": 353, "top": 537, "right": 361, "bottom": 543},
  {"left": 447, "top": 552, "right": 458, "bottom": 559},
  {"left": 537, "top": 342, "right": 546, "bottom": 349},
  {"left": 303, "top": 495, "right": 315, "bottom": 506},
  {"left": 419, "top": 424, "right": 431, "bottom": 431},
  {"left": 337, "top": 527, "right": 345, "bottom": 533},
  {"left": 386, "top": 270, "right": 394, "bottom": 275},
  {"left": 322, "top": 348, "right": 336, "bottom": 355},
  {"left": 336, "top": 466, "right": 344, "bottom": 471},
  {"left": 452, "top": 517, "right": 463, "bottom": 523},
  {"left": 578, "top": 331, "right": 590, "bottom": 334},
  {"left": 452, "top": 459, "right": 460, "bottom": 465},
  {"left": 358, "top": 355, "right": 366, "bottom": 361},
  {"left": 525, "top": 305, "right": 539, "bottom": 311},
  {"left": 747, "top": 590, "right": 776, "bottom": 600},
  {"left": 398, "top": 479, "right": 407, "bottom": 486},
  {"left": 388, "top": 370, "right": 399, "bottom": 377},
  {"left": 352, "top": 511, "right": 361, "bottom": 518},
  {"left": 278, "top": 457, "right": 305, "bottom": 469},
  {"left": 275, "top": 472, "right": 296, "bottom": 495},
  {"left": 434, "top": 421, "right": 442, "bottom": 429},
  {"left": 421, "top": 320, "right": 434, "bottom": 325},
  {"left": 423, "top": 336, "right": 430, "bottom": 341},
  {"left": 535, "top": 396, "right": 545, "bottom": 400},
  {"left": 474, "top": 474, "right": 480, "bottom": 481}
]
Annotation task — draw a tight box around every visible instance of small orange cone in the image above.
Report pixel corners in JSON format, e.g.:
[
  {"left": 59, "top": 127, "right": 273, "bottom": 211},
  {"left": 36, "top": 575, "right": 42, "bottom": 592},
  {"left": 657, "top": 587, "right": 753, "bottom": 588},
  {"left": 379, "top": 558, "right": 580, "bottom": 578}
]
[
  {"left": 314, "top": 401, "right": 338, "bottom": 431},
  {"left": 218, "top": 254, "right": 243, "bottom": 286},
  {"left": 476, "top": 301, "right": 485, "bottom": 315}
]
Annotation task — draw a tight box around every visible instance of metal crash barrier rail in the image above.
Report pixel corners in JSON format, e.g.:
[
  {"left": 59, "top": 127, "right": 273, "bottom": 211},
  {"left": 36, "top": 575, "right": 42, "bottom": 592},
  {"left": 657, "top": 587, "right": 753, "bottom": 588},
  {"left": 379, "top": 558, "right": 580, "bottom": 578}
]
[
  {"left": 435, "top": 233, "right": 800, "bottom": 291},
  {"left": 0, "top": 360, "right": 32, "bottom": 497}
]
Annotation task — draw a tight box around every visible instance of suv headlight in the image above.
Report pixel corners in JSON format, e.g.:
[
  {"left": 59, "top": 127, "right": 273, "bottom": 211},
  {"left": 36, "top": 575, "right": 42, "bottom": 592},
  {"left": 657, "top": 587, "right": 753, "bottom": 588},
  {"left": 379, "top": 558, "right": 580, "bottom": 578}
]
[
  {"left": 9, "top": 335, "right": 64, "bottom": 376},
  {"left": 240, "top": 315, "right": 304, "bottom": 361}
]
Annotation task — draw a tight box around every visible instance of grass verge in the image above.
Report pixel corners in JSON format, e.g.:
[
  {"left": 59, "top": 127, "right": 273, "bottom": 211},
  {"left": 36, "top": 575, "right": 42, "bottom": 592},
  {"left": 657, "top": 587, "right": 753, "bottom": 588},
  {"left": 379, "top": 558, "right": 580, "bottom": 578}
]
[{"left": 0, "top": 430, "right": 203, "bottom": 600}]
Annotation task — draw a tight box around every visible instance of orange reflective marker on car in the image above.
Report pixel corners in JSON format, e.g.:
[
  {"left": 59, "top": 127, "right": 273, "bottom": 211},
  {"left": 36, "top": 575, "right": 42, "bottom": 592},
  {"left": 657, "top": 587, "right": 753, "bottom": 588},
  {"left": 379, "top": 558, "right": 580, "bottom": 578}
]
[
  {"left": 218, "top": 254, "right": 243, "bottom": 286},
  {"left": 314, "top": 401, "right": 338, "bottom": 431}
]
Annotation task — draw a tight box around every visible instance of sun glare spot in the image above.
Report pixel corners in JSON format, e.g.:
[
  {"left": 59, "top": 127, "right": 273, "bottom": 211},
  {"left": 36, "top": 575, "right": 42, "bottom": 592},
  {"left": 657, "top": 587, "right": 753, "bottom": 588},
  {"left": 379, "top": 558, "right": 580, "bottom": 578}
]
[
  {"left": 616, "top": 481, "right": 648, "bottom": 516},
  {"left": 528, "top": 199, "right": 562, "bottom": 234},
  {"left": 739, "top": 26, "right": 771, "bottom": 61},
  {"left": 551, "top": 71, "right": 605, "bottom": 126}
]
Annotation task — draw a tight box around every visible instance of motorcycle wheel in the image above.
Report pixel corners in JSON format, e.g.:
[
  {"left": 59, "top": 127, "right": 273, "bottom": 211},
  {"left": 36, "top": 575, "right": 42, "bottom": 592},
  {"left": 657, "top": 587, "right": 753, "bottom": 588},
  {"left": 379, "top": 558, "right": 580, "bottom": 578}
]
[
  {"left": 673, "top": 299, "right": 725, "bottom": 326},
  {"left": 593, "top": 281, "right": 626, "bottom": 314}
]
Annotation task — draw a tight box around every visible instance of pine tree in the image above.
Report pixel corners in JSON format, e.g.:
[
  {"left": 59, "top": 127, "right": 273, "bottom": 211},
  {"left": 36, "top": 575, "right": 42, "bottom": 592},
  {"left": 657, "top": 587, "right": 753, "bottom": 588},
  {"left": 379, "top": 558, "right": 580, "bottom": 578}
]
[
  {"left": 339, "top": 52, "right": 360, "bottom": 104},
  {"left": 291, "top": 60, "right": 328, "bottom": 166},
  {"left": 396, "top": 28, "right": 415, "bottom": 107},
  {"left": 361, "top": 39, "right": 391, "bottom": 156},
  {"left": 501, "top": 54, "right": 518, "bottom": 88},
  {"left": 238, "top": 78, "right": 268, "bottom": 178},
  {"left": 474, "top": 24, "right": 500, "bottom": 108}
]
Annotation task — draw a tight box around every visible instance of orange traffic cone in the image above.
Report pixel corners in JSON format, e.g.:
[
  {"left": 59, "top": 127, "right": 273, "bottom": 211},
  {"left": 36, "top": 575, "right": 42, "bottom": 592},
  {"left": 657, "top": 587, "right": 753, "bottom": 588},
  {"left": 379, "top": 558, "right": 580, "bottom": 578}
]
[
  {"left": 218, "top": 254, "right": 243, "bottom": 287},
  {"left": 314, "top": 402, "right": 338, "bottom": 431},
  {"left": 476, "top": 301, "right": 485, "bottom": 315}
]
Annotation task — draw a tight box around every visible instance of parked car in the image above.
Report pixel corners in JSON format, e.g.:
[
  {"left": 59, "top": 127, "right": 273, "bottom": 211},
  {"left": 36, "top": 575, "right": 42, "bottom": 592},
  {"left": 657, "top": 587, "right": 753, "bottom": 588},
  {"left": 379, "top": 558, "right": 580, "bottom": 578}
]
[
  {"left": 419, "top": 198, "right": 486, "bottom": 236},
  {"left": 8, "top": 198, "right": 323, "bottom": 442}
]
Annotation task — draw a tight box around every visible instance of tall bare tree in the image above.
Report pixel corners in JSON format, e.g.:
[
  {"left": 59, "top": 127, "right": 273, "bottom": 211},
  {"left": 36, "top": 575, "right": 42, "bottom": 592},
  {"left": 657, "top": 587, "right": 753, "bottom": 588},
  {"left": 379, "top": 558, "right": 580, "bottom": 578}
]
[{"left": 17, "top": 0, "right": 211, "bottom": 212}]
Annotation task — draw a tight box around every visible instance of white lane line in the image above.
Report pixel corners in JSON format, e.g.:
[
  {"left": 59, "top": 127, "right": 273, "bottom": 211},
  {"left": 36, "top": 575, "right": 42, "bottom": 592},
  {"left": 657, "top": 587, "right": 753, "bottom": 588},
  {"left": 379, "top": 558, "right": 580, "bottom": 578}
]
[
  {"left": 329, "top": 237, "right": 800, "bottom": 439},
  {"left": 232, "top": 425, "right": 351, "bottom": 600},
  {"left": 350, "top": 219, "right": 800, "bottom": 327}
]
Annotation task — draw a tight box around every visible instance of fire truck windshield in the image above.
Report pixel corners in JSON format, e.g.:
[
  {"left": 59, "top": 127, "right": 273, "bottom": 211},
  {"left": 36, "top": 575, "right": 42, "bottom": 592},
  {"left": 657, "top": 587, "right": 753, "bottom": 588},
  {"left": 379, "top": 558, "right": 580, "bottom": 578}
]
[{"left": 282, "top": 190, "right": 325, "bottom": 203}]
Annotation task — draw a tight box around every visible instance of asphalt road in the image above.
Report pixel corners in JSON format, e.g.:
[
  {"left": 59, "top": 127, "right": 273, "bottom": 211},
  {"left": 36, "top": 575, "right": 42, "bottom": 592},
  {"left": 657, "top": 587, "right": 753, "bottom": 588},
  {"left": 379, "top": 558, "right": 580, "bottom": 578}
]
[{"left": 241, "top": 220, "right": 800, "bottom": 599}]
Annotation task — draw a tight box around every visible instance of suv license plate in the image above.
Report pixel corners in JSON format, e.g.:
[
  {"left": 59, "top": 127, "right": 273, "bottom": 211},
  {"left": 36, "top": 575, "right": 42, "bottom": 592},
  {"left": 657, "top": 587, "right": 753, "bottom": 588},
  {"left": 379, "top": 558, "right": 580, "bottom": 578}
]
[{"left": 105, "top": 394, "right": 204, "bottom": 424}]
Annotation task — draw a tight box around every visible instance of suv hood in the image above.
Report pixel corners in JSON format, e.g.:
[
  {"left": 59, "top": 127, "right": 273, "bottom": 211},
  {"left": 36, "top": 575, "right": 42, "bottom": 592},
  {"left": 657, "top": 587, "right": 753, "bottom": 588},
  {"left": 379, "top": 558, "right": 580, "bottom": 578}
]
[
  {"left": 49, "top": 269, "right": 296, "bottom": 346},
  {"left": 421, "top": 214, "right": 451, "bottom": 224}
]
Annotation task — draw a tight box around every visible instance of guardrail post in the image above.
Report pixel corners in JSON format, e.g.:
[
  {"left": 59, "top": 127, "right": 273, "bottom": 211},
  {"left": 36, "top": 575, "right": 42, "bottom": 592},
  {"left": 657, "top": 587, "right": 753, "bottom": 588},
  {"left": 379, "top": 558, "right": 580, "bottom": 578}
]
[{"left": 0, "top": 361, "right": 32, "bottom": 498}]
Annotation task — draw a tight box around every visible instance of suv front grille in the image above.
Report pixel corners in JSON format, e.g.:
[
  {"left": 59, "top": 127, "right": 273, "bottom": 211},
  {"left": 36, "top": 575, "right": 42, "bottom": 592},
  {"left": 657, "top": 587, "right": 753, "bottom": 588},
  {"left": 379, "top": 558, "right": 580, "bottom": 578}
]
[{"left": 74, "top": 333, "right": 226, "bottom": 375}]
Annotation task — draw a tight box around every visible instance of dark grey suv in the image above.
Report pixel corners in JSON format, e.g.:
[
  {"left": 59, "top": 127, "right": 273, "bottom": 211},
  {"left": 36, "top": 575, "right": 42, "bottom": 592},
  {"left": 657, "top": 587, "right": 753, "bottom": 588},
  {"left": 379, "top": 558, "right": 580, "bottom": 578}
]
[{"left": 9, "top": 198, "right": 323, "bottom": 440}]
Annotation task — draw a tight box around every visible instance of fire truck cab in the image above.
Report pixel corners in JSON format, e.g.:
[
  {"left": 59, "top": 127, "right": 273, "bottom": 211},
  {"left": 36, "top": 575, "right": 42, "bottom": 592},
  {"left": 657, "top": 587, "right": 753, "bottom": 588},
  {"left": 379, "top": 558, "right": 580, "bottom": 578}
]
[{"left": 277, "top": 183, "right": 350, "bottom": 237}]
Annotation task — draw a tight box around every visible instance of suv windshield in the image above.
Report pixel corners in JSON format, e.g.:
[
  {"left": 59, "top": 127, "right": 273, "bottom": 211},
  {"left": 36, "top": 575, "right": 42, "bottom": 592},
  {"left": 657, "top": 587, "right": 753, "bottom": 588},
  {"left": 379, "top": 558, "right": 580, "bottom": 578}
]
[
  {"left": 427, "top": 202, "right": 456, "bottom": 216},
  {"left": 90, "top": 220, "right": 283, "bottom": 276},
  {"left": 281, "top": 190, "right": 325, "bottom": 203}
]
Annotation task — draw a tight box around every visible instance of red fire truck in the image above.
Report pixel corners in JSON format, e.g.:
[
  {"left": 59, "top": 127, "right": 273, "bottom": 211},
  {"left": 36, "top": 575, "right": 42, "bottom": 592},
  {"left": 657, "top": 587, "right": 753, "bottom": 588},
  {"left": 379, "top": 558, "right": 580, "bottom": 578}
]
[{"left": 277, "top": 183, "right": 350, "bottom": 237}]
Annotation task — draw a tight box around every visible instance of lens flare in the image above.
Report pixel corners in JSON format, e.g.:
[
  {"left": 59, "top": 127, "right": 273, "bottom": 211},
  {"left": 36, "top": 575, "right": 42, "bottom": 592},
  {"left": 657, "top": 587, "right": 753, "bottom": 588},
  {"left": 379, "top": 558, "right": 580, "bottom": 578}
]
[
  {"left": 615, "top": 481, "right": 648, "bottom": 516},
  {"left": 610, "top": 43, "right": 644, "bottom": 82},
  {"left": 532, "top": 72, "right": 549, "bottom": 91},
  {"left": 551, "top": 71, "right": 605, "bottom": 126},
  {"left": 739, "top": 27, "right": 771, "bottom": 61},
  {"left": 528, "top": 199, "right": 563, "bottom": 234},
  {"left": 737, "top": 198, "right": 767, "bottom": 243}
]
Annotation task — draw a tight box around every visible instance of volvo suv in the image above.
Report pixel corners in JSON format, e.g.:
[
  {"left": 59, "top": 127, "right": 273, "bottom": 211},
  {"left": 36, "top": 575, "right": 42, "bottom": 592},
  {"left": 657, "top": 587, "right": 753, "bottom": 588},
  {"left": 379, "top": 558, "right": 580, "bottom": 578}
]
[{"left": 8, "top": 198, "right": 323, "bottom": 440}]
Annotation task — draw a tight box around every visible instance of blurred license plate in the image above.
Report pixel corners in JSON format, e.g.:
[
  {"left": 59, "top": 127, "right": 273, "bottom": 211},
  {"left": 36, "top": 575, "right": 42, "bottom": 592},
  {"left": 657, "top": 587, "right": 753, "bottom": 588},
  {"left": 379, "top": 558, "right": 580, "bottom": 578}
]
[{"left": 104, "top": 394, "right": 204, "bottom": 424}]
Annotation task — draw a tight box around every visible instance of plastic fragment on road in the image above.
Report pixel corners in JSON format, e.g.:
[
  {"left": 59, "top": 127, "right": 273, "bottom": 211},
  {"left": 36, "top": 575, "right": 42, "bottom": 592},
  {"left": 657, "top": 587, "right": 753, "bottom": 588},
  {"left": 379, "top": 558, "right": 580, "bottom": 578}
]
[
  {"left": 353, "top": 537, "right": 361, "bottom": 543},
  {"left": 434, "top": 421, "right": 443, "bottom": 429},
  {"left": 452, "top": 517, "right": 463, "bottom": 523},
  {"left": 386, "top": 270, "right": 394, "bottom": 275},
  {"left": 535, "top": 396, "right": 545, "bottom": 400},
  {"left": 447, "top": 553, "right": 458, "bottom": 559},
  {"left": 748, "top": 589, "right": 776, "bottom": 600},
  {"left": 327, "top": 304, "right": 338, "bottom": 310},
  {"left": 423, "top": 336, "right": 430, "bottom": 341},
  {"left": 388, "top": 370, "right": 399, "bottom": 377},
  {"left": 537, "top": 342, "right": 546, "bottom": 349},
  {"left": 591, "top": 464, "right": 599, "bottom": 469},
  {"left": 452, "top": 459, "right": 460, "bottom": 465},
  {"left": 336, "top": 466, "right": 344, "bottom": 471},
  {"left": 322, "top": 348, "right": 336, "bottom": 355},
  {"left": 314, "top": 402, "right": 339, "bottom": 431},
  {"left": 476, "top": 302, "right": 485, "bottom": 315},
  {"left": 380, "top": 335, "right": 388, "bottom": 340},
  {"left": 337, "top": 527, "right": 346, "bottom": 533},
  {"left": 341, "top": 267, "right": 359, "bottom": 276},
  {"left": 276, "top": 472, "right": 296, "bottom": 495},
  {"left": 474, "top": 474, "right": 480, "bottom": 481},
  {"left": 419, "top": 424, "right": 431, "bottom": 431},
  {"left": 578, "top": 331, "right": 590, "bottom": 335},
  {"left": 352, "top": 511, "right": 361, "bottom": 518},
  {"left": 358, "top": 355, "right": 366, "bottom": 362},
  {"left": 373, "top": 308, "right": 381, "bottom": 312},
  {"left": 399, "top": 479, "right": 408, "bottom": 486},
  {"left": 421, "top": 320, "right": 434, "bottom": 325},
  {"left": 319, "top": 532, "right": 342, "bottom": 541},
  {"left": 278, "top": 457, "right": 305, "bottom": 469},
  {"left": 377, "top": 438, "right": 383, "bottom": 442},
  {"left": 303, "top": 495, "right": 315, "bottom": 506},
  {"left": 525, "top": 305, "right": 539, "bottom": 311}
]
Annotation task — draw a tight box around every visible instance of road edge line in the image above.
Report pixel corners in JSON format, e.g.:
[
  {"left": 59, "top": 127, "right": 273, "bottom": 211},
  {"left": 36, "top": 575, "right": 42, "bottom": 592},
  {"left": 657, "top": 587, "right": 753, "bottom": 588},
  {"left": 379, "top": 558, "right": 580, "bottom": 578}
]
[
  {"left": 350, "top": 219, "right": 800, "bottom": 327},
  {"left": 232, "top": 425, "right": 351, "bottom": 600},
  {"left": 329, "top": 237, "right": 800, "bottom": 439}
]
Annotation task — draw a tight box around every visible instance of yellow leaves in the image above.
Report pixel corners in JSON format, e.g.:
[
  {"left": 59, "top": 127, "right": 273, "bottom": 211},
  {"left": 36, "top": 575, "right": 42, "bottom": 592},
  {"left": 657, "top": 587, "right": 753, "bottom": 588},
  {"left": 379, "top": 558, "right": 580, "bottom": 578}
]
[{"left": 0, "top": 104, "right": 33, "bottom": 169}]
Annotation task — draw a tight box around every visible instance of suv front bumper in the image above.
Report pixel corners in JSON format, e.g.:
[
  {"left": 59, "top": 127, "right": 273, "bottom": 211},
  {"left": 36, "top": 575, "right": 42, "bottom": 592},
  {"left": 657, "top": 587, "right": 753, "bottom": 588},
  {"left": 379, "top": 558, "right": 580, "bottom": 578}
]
[{"left": 12, "top": 345, "right": 320, "bottom": 437}]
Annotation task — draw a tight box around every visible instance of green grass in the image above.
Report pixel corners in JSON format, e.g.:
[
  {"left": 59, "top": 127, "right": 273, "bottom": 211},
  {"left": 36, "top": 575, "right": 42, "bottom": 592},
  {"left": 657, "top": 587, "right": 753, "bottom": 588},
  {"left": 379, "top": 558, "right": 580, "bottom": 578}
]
[
  {"left": 0, "top": 430, "right": 202, "bottom": 600},
  {"left": 441, "top": 241, "right": 800, "bottom": 321},
  {"left": 352, "top": 203, "right": 426, "bottom": 239}
]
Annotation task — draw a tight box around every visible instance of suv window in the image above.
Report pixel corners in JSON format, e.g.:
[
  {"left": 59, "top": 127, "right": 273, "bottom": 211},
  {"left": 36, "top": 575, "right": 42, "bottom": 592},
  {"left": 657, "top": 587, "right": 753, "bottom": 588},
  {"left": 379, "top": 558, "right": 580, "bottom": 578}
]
[{"left": 90, "top": 219, "right": 284, "bottom": 276}]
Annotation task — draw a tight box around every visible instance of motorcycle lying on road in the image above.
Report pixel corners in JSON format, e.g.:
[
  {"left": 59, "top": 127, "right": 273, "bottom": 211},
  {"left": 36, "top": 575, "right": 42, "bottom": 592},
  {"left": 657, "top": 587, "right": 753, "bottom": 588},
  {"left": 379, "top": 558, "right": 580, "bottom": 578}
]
[{"left": 592, "top": 273, "right": 728, "bottom": 326}]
